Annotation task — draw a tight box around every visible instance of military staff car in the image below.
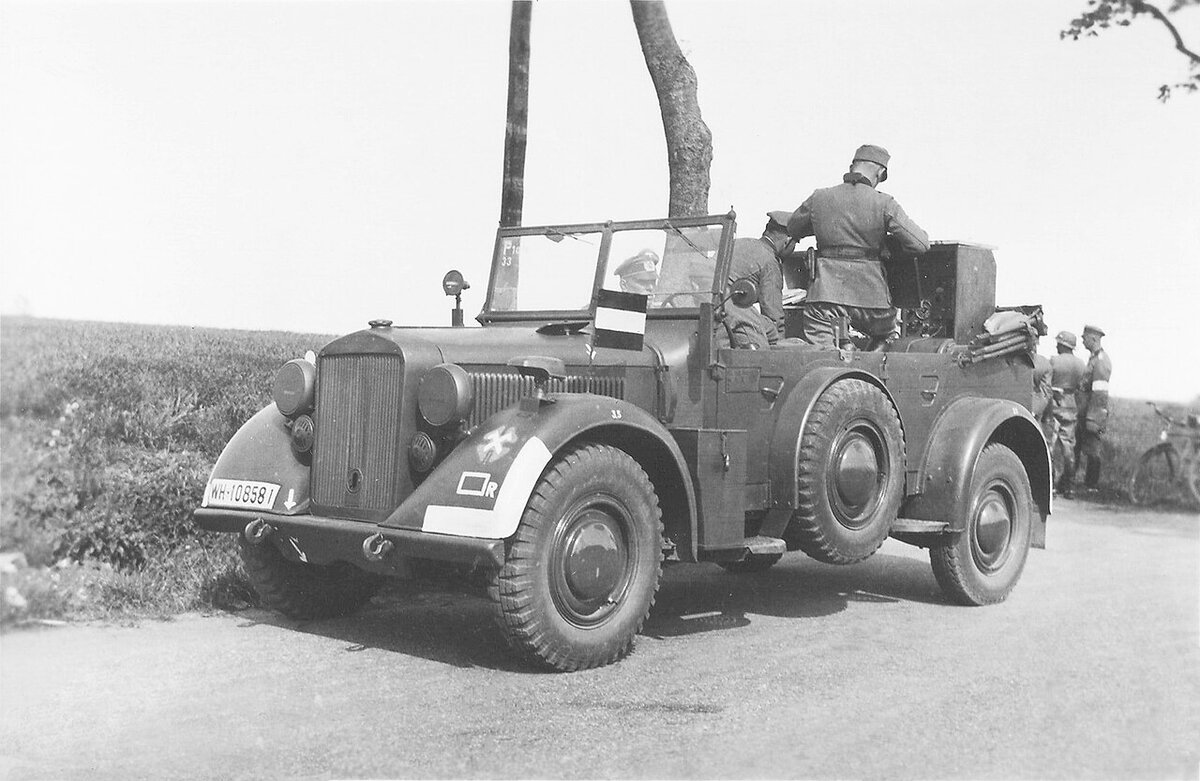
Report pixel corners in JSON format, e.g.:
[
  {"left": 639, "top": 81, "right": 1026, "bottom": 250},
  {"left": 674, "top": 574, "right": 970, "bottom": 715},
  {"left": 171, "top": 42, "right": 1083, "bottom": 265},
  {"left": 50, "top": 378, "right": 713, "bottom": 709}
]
[{"left": 195, "top": 212, "right": 1050, "bottom": 671}]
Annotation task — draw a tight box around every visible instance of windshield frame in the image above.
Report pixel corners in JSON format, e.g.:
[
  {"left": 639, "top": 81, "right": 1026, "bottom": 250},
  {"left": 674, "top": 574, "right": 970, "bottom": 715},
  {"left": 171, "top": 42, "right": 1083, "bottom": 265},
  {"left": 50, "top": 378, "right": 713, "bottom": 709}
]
[{"left": 478, "top": 213, "right": 738, "bottom": 324}]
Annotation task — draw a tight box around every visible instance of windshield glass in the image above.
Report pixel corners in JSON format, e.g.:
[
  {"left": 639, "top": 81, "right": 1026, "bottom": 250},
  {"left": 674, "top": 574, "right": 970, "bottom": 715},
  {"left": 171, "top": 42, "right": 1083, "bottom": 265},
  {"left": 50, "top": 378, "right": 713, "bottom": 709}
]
[{"left": 489, "top": 221, "right": 726, "bottom": 314}]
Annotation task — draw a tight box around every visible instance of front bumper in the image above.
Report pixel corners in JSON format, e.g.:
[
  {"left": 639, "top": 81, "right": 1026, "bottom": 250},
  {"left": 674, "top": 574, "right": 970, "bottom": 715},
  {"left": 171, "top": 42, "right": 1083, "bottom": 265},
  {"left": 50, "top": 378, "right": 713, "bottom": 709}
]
[{"left": 193, "top": 508, "right": 506, "bottom": 573}]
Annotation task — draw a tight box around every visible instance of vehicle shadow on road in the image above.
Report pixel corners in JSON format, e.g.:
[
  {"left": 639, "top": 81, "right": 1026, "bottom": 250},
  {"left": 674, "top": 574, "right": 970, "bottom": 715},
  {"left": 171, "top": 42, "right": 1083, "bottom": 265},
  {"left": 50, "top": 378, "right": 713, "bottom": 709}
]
[
  {"left": 231, "top": 550, "right": 946, "bottom": 671},
  {"left": 644, "top": 551, "right": 946, "bottom": 638},
  {"left": 235, "top": 582, "right": 531, "bottom": 672}
]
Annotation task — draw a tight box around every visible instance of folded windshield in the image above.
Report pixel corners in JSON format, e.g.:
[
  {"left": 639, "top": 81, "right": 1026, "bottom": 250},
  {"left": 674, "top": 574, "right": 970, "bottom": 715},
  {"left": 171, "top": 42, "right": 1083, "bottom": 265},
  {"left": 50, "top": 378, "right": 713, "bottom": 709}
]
[{"left": 488, "top": 221, "right": 727, "bottom": 314}]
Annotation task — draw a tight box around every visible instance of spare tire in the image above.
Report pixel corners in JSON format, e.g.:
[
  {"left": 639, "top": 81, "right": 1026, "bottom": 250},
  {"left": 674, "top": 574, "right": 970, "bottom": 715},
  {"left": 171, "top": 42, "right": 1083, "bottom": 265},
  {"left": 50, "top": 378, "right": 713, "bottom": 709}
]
[{"left": 785, "top": 379, "right": 905, "bottom": 564}]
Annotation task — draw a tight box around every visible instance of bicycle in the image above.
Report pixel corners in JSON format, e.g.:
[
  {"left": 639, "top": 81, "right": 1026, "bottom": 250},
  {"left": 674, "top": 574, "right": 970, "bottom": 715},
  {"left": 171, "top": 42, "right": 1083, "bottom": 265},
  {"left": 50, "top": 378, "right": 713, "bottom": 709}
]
[{"left": 1128, "top": 402, "right": 1200, "bottom": 510}]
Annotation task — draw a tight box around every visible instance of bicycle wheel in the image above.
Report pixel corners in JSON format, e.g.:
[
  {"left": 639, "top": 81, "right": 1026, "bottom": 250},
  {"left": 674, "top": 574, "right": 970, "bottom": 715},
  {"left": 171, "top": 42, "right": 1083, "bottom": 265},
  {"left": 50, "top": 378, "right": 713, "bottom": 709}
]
[
  {"left": 1129, "top": 443, "right": 1179, "bottom": 507},
  {"left": 1183, "top": 454, "right": 1200, "bottom": 510}
]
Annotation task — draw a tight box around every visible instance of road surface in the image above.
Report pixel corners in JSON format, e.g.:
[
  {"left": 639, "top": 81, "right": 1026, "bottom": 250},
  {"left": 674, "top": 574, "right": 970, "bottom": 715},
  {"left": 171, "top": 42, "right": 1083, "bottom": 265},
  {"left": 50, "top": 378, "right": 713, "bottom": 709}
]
[{"left": 2, "top": 498, "right": 1197, "bottom": 779}]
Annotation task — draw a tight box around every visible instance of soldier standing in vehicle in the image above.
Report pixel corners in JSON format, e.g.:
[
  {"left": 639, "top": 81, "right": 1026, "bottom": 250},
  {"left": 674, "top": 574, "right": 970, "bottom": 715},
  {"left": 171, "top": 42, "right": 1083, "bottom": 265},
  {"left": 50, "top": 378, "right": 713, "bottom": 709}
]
[
  {"left": 1076, "top": 324, "right": 1113, "bottom": 492},
  {"left": 719, "top": 211, "right": 793, "bottom": 350},
  {"left": 1049, "top": 330, "right": 1087, "bottom": 497},
  {"left": 787, "top": 144, "right": 930, "bottom": 350}
]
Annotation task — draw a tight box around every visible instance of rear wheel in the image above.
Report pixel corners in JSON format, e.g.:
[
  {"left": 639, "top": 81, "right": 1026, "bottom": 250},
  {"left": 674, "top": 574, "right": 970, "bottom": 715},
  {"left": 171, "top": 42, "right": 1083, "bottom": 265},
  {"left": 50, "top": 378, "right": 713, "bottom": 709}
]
[
  {"left": 238, "top": 538, "right": 381, "bottom": 620},
  {"left": 931, "top": 444, "right": 1033, "bottom": 606},
  {"left": 489, "top": 443, "right": 662, "bottom": 671},
  {"left": 1129, "top": 443, "right": 1179, "bottom": 507},
  {"left": 786, "top": 379, "right": 905, "bottom": 564}
]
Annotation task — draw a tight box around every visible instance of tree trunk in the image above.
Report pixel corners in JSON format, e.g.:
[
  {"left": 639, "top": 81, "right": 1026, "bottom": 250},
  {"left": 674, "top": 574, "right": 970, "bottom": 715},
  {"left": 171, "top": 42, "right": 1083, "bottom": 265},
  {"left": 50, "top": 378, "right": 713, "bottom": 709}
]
[
  {"left": 630, "top": 1, "right": 713, "bottom": 218},
  {"left": 500, "top": 1, "right": 532, "bottom": 227}
]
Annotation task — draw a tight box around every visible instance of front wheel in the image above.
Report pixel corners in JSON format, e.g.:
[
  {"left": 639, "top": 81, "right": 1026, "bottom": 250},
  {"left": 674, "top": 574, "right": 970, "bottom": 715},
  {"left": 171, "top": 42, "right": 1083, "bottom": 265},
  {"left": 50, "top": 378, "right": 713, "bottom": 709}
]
[
  {"left": 1129, "top": 443, "right": 1179, "bottom": 507},
  {"left": 489, "top": 443, "right": 662, "bottom": 671},
  {"left": 930, "top": 444, "right": 1034, "bottom": 606}
]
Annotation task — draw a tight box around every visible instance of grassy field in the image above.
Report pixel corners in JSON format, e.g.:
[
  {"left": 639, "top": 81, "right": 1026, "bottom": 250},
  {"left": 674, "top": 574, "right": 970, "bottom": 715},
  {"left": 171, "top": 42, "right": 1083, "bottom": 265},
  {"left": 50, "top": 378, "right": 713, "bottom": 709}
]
[
  {"left": 1, "top": 316, "right": 333, "bottom": 624},
  {"left": 1, "top": 315, "right": 1195, "bottom": 625}
]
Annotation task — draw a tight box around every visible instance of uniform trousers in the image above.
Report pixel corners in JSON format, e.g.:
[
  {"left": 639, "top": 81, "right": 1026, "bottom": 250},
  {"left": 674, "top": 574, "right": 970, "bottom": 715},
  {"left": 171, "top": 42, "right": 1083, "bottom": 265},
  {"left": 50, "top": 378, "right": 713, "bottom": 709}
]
[{"left": 800, "top": 303, "right": 897, "bottom": 349}]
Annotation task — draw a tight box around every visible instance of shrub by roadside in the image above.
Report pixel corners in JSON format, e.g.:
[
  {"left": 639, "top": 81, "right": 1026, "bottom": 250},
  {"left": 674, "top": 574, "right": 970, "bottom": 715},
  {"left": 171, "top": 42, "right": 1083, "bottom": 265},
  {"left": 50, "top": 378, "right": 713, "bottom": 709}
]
[
  {"left": 0, "top": 538, "right": 257, "bottom": 625},
  {"left": 1, "top": 316, "right": 330, "bottom": 626}
]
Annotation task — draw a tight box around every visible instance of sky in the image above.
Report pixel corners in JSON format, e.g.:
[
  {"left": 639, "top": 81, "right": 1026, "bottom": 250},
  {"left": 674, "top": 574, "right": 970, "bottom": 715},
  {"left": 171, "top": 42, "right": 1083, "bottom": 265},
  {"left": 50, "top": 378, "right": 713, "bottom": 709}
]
[{"left": 2, "top": 0, "right": 1198, "bottom": 402}]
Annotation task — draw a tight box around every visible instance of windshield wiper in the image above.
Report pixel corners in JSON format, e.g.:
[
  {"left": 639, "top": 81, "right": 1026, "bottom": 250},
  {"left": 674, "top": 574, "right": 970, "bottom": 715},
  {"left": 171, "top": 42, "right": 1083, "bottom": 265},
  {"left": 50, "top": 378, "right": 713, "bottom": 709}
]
[
  {"left": 544, "top": 227, "right": 595, "bottom": 245},
  {"left": 666, "top": 223, "right": 708, "bottom": 256}
]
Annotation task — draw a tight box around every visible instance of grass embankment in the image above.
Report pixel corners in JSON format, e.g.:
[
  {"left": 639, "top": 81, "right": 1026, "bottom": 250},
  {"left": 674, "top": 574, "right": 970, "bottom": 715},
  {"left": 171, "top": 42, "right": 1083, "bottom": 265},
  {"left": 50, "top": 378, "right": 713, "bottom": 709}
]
[
  {"left": 1, "top": 316, "right": 1194, "bottom": 625},
  {"left": 0, "top": 316, "right": 331, "bottom": 625}
]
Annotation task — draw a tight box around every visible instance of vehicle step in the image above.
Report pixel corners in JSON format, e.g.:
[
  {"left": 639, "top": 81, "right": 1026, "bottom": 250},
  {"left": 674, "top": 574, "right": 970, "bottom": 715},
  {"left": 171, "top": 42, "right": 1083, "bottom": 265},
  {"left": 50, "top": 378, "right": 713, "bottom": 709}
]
[
  {"left": 890, "top": 518, "right": 950, "bottom": 533},
  {"left": 743, "top": 535, "right": 786, "bottom": 555}
]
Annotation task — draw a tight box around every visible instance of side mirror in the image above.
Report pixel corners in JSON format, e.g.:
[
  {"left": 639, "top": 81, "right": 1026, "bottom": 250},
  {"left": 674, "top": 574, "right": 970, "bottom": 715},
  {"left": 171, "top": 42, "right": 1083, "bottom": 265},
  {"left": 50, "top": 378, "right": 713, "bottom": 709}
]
[{"left": 729, "top": 278, "right": 759, "bottom": 308}]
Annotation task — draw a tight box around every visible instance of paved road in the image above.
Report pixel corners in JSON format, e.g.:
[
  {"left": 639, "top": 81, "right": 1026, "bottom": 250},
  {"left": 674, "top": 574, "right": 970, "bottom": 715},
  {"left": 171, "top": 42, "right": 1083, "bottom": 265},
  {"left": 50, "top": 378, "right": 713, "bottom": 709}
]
[{"left": 2, "top": 499, "right": 1198, "bottom": 780}]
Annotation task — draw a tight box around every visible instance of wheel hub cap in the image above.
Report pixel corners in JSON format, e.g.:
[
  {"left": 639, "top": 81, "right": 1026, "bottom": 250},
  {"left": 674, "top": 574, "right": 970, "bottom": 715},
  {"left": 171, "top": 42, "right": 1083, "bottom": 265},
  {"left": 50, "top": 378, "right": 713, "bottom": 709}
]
[
  {"left": 831, "top": 428, "right": 883, "bottom": 525},
  {"left": 562, "top": 512, "right": 623, "bottom": 604},
  {"left": 973, "top": 489, "right": 1013, "bottom": 572}
]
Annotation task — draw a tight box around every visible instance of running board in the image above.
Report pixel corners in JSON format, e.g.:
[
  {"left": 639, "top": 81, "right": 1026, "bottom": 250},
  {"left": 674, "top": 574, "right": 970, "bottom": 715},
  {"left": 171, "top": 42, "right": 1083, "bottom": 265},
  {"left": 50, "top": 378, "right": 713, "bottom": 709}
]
[
  {"left": 743, "top": 535, "right": 787, "bottom": 555},
  {"left": 890, "top": 518, "right": 950, "bottom": 533}
]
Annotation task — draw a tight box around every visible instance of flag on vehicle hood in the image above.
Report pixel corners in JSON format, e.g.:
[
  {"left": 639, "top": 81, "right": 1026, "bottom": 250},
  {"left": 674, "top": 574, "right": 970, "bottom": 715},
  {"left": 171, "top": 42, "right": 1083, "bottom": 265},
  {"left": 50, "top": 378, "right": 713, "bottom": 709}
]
[{"left": 593, "top": 288, "right": 647, "bottom": 352}]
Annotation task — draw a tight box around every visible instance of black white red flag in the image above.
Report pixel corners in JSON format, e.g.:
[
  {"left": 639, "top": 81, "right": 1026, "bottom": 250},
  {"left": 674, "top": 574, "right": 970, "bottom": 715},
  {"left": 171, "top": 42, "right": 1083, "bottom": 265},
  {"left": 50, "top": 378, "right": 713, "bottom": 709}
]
[{"left": 593, "top": 289, "right": 647, "bottom": 352}]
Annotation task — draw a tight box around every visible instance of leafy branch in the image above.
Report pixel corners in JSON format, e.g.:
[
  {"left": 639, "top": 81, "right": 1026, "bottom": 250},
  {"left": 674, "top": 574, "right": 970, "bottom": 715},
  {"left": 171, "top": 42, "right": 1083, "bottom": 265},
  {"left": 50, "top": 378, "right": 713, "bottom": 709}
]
[{"left": 1062, "top": 0, "right": 1200, "bottom": 100}]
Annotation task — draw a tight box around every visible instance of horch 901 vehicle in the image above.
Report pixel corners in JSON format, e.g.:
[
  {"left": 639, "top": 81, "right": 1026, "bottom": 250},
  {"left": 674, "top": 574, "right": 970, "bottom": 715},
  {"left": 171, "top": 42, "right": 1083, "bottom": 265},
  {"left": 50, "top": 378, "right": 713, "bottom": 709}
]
[{"left": 195, "top": 212, "right": 1051, "bottom": 671}]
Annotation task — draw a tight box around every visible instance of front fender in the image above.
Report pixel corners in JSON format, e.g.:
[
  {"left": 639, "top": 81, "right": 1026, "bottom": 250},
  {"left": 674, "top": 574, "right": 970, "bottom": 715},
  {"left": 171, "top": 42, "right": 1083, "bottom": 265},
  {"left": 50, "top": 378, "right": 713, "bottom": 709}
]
[
  {"left": 767, "top": 365, "right": 900, "bottom": 509},
  {"left": 381, "top": 395, "right": 697, "bottom": 552},
  {"left": 197, "top": 405, "right": 311, "bottom": 516},
  {"left": 901, "top": 396, "right": 1051, "bottom": 546}
]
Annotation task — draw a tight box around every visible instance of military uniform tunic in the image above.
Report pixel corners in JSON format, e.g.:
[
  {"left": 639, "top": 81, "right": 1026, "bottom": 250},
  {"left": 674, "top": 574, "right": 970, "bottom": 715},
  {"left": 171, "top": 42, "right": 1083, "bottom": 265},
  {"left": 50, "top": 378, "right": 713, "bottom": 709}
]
[
  {"left": 787, "top": 172, "right": 930, "bottom": 308},
  {"left": 717, "top": 236, "right": 785, "bottom": 350},
  {"left": 1080, "top": 349, "right": 1113, "bottom": 435},
  {"left": 787, "top": 172, "right": 929, "bottom": 347},
  {"left": 1049, "top": 351, "right": 1087, "bottom": 489}
]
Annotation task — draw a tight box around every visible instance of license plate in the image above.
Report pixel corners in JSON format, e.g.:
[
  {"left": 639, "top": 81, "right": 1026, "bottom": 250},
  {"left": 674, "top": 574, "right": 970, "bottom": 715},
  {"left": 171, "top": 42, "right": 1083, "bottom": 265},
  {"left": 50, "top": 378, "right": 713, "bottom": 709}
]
[{"left": 204, "top": 479, "right": 281, "bottom": 510}]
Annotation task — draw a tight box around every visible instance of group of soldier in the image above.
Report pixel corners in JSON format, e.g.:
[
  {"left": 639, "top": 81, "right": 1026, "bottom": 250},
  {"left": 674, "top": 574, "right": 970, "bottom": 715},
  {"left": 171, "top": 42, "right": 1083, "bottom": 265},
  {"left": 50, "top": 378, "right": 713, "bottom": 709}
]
[
  {"left": 1034, "top": 326, "right": 1113, "bottom": 497},
  {"left": 616, "top": 143, "right": 1112, "bottom": 494},
  {"left": 616, "top": 144, "right": 926, "bottom": 352}
]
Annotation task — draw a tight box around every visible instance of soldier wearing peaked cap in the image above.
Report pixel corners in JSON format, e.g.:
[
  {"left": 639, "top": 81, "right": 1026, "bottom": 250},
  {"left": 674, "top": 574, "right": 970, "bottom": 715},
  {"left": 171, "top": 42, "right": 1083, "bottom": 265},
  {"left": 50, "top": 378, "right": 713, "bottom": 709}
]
[
  {"left": 614, "top": 249, "right": 660, "bottom": 295},
  {"left": 786, "top": 144, "right": 931, "bottom": 350},
  {"left": 1075, "top": 324, "right": 1112, "bottom": 491},
  {"left": 718, "top": 211, "right": 794, "bottom": 350},
  {"left": 1048, "top": 330, "right": 1087, "bottom": 496}
]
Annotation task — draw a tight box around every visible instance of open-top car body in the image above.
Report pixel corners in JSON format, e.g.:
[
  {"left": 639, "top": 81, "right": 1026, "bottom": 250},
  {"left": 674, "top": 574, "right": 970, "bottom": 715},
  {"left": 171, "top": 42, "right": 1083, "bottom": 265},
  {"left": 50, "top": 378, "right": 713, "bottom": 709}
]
[{"left": 195, "top": 212, "right": 1050, "bottom": 671}]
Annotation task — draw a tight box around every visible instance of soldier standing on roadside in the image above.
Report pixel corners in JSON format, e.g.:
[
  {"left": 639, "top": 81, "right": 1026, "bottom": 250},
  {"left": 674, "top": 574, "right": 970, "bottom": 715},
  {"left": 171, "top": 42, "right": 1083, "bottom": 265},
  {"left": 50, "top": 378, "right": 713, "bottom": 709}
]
[
  {"left": 719, "top": 212, "right": 793, "bottom": 350},
  {"left": 787, "top": 144, "right": 930, "bottom": 350},
  {"left": 1076, "top": 324, "right": 1113, "bottom": 492},
  {"left": 1032, "top": 349, "right": 1054, "bottom": 443},
  {"left": 1049, "top": 330, "right": 1087, "bottom": 497}
]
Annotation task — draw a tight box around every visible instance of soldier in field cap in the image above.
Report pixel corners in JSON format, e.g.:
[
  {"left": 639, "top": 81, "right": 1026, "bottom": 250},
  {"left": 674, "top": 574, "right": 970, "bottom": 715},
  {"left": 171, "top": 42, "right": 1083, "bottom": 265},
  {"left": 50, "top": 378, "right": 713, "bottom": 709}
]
[
  {"left": 787, "top": 144, "right": 930, "bottom": 350},
  {"left": 1075, "top": 324, "right": 1113, "bottom": 492},
  {"left": 1049, "top": 329, "right": 1087, "bottom": 496},
  {"left": 718, "top": 211, "right": 793, "bottom": 350}
]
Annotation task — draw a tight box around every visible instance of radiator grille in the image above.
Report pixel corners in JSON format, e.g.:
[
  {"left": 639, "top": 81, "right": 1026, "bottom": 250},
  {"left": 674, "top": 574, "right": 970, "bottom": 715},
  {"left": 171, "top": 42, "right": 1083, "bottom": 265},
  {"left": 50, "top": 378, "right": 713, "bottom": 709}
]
[
  {"left": 467, "top": 370, "right": 625, "bottom": 425},
  {"left": 312, "top": 353, "right": 406, "bottom": 517}
]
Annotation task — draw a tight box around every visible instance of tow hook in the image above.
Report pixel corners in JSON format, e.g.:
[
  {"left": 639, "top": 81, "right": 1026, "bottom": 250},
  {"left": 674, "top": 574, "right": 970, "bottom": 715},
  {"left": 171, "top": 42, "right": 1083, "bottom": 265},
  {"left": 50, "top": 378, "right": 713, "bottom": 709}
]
[
  {"left": 243, "top": 518, "right": 274, "bottom": 545},
  {"left": 362, "top": 533, "right": 394, "bottom": 562}
]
